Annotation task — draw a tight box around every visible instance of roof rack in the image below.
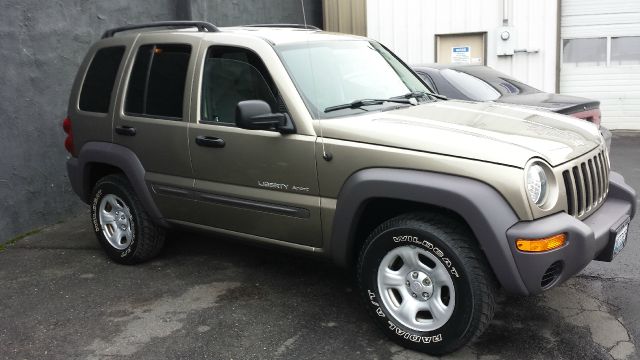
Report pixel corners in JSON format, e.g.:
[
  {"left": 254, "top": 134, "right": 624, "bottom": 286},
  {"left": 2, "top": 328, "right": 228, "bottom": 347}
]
[
  {"left": 102, "top": 21, "right": 220, "bottom": 39},
  {"left": 241, "top": 24, "right": 320, "bottom": 30}
]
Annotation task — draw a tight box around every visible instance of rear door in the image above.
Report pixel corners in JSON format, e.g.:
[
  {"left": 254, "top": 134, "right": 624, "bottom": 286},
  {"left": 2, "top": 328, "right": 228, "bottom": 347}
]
[{"left": 113, "top": 34, "right": 201, "bottom": 219}]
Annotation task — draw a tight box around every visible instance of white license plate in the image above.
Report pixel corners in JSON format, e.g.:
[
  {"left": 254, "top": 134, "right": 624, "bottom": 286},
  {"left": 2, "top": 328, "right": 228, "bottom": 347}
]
[{"left": 613, "top": 222, "right": 629, "bottom": 257}]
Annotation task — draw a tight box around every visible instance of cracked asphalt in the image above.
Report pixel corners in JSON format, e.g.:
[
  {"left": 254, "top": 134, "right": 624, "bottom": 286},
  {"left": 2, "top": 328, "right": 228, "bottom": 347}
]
[{"left": 0, "top": 132, "right": 638, "bottom": 360}]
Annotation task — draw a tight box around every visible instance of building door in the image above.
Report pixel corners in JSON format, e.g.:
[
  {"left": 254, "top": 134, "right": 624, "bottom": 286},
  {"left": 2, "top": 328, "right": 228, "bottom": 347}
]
[
  {"left": 560, "top": 0, "right": 640, "bottom": 130},
  {"left": 435, "top": 33, "right": 486, "bottom": 66}
]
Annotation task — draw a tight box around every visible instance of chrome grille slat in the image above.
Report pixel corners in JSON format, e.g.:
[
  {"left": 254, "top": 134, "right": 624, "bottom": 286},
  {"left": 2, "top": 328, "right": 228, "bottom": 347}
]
[
  {"left": 562, "top": 148, "right": 610, "bottom": 219},
  {"left": 563, "top": 170, "right": 576, "bottom": 216},
  {"left": 573, "top": 166, "right": 585, "bottom": 216},
  {"left": 597, "top": 154, "right": 606, "bottom": 200},
  {"left": 593, "top": 156, "right": 602, "bottom": 202},
  {"left": 588, "top": 159, "right": 598, "bottom": 206},
  {"left": 581, "top": 163, "right": 592, "bottom": 211}
]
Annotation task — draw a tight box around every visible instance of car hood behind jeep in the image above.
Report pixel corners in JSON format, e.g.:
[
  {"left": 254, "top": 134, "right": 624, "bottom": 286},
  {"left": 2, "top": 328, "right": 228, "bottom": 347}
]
[{"left": 319, "top": 100, "right": 601, "bottom": 168}]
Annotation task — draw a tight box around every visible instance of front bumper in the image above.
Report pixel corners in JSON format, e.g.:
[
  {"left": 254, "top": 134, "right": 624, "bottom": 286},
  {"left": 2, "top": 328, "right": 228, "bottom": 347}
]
[{"left": 506, "top": 171, "right": 636, "bottom": 295}]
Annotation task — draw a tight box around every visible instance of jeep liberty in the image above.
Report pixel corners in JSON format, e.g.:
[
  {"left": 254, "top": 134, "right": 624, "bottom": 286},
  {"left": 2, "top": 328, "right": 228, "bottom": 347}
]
[{"left": 63, "top": 22, "right": 636, "bottom": 355}]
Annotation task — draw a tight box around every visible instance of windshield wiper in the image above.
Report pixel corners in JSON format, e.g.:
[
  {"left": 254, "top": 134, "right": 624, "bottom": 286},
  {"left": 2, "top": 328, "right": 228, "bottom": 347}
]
[
  {"left": 324, "top": 98, "right": 414, "bottom": 113},
  {"left": 395, "top": 90, "right": 448, "bottom": 101}
]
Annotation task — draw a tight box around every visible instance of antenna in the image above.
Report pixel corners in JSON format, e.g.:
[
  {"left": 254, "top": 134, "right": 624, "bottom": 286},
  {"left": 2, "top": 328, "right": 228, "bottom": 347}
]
[
  {"left": 301, "top": 0, "right": 308, "bottom": 29},
  {"left": 301, "top": 0, "right": 331, "bottom": 161}
]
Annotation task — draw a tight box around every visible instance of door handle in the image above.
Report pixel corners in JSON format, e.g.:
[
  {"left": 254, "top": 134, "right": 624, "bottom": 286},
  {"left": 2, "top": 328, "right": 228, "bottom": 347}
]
[
  {"left": 195, "top": 135, "right": 225, "bottom": 148},
  {"left": 115, "top": 126, "right": 136, "bottom": 136}
]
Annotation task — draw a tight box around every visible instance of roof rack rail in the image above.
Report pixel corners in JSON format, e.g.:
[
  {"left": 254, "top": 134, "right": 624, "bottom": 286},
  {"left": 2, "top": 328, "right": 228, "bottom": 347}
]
[
  {"left": 241, "top": 24, "right": 320, "bottom": 30},
  {"left": 102, "top": 21, "right": 220, "bottom": 39}
]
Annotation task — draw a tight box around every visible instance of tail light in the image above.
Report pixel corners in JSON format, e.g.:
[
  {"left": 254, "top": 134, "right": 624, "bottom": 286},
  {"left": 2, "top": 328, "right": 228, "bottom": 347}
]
[
  {"left": 570, "top": 108, "right": 601, "bottom": 128},
  {"left": 62, "top": 117, "right": 76, "bottom": 156}
]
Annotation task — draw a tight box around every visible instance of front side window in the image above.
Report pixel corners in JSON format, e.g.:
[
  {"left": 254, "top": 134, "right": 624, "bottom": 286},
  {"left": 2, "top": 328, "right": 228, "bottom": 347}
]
[
  {"left": 276, "top": 40, "right": 429, "bottom": 119},
  {"left": 79, "top": 46, "right": 125, "bottom": 113},
  {"left": 125, "top": 44, "right": 191, "bottom": 119},
  {"left": 200, "top": 46, "right": 280, "bottom": 125}
]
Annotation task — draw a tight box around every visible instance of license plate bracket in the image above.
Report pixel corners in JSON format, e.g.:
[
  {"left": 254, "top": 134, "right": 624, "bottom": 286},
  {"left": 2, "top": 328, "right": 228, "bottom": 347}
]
[{"left": 598, "top": 216, "right": 630, "bottom": 262}]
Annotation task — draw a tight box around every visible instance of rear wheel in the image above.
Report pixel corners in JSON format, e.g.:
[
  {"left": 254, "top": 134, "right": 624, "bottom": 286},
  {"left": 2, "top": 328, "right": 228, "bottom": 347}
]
[
  {"left": 357, "top": 213, "right": 497, "bottom": 355},
  {"left": 90, "top": 174, "right": 165, "bottom": 264}
]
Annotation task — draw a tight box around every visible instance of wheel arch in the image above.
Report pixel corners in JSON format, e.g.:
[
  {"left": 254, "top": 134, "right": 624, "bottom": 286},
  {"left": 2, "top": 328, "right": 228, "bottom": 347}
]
[
  {"left": 328, "top": 168, "right": 529, "bottom": 295},
  {"left": 72, "top": 141, "right": 168, "bottom": 227}
]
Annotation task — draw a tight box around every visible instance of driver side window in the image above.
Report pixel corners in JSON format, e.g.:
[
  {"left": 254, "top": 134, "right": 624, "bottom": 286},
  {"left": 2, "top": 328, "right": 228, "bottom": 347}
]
[{"left": 201, "top": 46, "right": 282, "bottom": 125}]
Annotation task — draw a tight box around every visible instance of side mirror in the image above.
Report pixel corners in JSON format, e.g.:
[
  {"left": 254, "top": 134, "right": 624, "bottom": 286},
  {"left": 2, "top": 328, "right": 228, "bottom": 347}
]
[{"left": 235, "top": 100, "right": 294, "bottom": 133}]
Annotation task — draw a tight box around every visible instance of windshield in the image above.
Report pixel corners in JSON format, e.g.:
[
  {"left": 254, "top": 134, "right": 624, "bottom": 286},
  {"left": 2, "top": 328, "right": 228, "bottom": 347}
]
[{"left": 276, "top": 40, "right": 430, "bottom": 119}]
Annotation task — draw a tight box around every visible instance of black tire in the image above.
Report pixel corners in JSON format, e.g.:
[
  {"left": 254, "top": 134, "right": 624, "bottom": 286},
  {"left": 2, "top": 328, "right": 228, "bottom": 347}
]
[
  {"left": 357, "top": 213, "right": 497, "bottom": 355},
  {"left": 90, "top": 174, "right": 165, "bottom": 264}
]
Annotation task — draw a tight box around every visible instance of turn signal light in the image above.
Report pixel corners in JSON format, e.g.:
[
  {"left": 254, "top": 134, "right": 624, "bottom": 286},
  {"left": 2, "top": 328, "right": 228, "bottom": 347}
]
[{"left": 516, "top": 234, "right": 566, "bottom": 252}]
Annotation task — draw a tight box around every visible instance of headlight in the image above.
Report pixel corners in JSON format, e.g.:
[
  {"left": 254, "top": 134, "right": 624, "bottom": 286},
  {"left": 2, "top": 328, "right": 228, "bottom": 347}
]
[{"left": 526, "top": 164, "right": 548, "bottom": 205}]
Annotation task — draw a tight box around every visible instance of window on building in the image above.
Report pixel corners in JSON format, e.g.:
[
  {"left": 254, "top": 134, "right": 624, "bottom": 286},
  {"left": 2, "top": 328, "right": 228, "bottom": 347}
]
[
  {"left": 611, "top": 36, "right": 640, "bottom": 65},
  {"left": 125, "top": 44, "right": 191, "bottom": 119},
  {"left": 562, "top": 38, "right": 607, "bottom": 66},
  {"left": 79, "top": 46, "right": 125, "bottom": 113},
  {"left": 200, "top": 46, "right": 282, "bottom": 125}
]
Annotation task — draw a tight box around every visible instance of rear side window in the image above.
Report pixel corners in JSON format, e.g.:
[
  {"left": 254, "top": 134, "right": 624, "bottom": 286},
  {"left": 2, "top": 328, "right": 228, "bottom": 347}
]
[
  {"left": 125, "top": 44, "right": 192, "bottom": 119},
  {"left": 79, "top": 46, "right": 125, "bottom": 113}
]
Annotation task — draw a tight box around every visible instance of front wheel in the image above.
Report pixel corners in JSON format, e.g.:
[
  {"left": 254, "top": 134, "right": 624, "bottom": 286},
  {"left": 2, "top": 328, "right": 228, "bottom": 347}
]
[{"left": 357, "top": 213, "right": 497, "bottom": 355}]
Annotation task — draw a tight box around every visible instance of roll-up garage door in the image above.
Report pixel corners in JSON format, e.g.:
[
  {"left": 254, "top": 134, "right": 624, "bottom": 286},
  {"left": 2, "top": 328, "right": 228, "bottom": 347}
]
[{"left": 560, "top": 0, "right": 640, "bottom": 130}]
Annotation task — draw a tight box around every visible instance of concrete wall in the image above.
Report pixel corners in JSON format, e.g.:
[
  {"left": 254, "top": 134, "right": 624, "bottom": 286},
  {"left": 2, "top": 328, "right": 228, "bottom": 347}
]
[
  {"left": 190, "top": 0, "right": 322, "bottom": 27},
  {"left": 0, "top": 0, "right": 322, "bottom": 242}
]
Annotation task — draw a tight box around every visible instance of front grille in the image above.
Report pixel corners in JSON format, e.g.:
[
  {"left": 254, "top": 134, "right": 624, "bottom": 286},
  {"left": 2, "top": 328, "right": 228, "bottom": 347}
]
[
  {"left": 562, "top": 149, "right": 609, "bottom": 218},
  {"left": 541, "top": 261, "right": 563, "bottom": 289}
]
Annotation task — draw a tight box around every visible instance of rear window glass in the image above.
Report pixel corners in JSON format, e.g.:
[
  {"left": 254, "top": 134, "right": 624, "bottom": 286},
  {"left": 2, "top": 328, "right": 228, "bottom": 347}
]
[
  {"left": 125, "top": 44, "right": 192, "bottom": 119},
  {"left": 440, "top": 69, "right": 501, "bottom": 101},
  {"left": 79, "top": 46, "right": 125, "bottom": 113}
]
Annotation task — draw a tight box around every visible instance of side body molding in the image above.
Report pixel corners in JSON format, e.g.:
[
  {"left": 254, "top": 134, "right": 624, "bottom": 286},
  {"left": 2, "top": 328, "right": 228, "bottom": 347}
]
[
  {"left": 329, "top": 168, "right": 529, "bottom": 295},
  {"left": 67, "top": 142, "right": 168, "bottom": 227}
]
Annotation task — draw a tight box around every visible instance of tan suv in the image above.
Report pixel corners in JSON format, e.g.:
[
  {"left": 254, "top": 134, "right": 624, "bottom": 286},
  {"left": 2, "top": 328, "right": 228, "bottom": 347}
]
[{"left": 63, "top": 21, "right": 636, "bottom": 355}]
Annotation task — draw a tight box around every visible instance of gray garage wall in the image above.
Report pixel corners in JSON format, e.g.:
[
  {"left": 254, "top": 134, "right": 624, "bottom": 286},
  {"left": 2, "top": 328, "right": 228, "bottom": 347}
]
[{"left": 0, "top": 0, "right": 322, "bottom": 243}]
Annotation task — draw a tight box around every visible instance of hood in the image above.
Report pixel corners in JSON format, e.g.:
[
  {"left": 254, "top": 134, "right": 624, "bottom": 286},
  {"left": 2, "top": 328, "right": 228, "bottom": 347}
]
[
  {"left": 496, "top": 92, "right": 600, "bottom": 115},
  {"left": 319, "top": 100, "right": 602, "bottom": 168}
]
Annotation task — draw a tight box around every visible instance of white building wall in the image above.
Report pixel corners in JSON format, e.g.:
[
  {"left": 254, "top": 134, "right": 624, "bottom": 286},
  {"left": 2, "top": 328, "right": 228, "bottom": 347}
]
[{"left": 366, "top": 0, "right": 559, "bottom": 93}]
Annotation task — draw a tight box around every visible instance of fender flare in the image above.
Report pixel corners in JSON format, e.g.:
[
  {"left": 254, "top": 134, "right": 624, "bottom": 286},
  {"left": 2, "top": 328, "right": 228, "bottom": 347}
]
[
  {"left": 328, "top": 168, "right": 529, "bottom": 295},
  {"left": 70, "top": 142, "right": 168, "bottom": 227}
]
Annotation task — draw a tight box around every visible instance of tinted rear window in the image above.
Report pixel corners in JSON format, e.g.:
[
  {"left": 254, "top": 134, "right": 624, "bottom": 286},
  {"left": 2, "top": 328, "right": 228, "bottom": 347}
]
[
  {"left": 79, "top": 46, "right": 125, "bottom": 113},
  {"left": 125, "top": 44, "right": 191, "bottom": 119}
]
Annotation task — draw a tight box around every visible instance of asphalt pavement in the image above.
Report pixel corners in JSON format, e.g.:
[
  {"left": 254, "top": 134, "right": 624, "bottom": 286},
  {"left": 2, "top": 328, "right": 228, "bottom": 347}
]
[{"left": 1, "top": 132, "right": 638, "bottom": 360}]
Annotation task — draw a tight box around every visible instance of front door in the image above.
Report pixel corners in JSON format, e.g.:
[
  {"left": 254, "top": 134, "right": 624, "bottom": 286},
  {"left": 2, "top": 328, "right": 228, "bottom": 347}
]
[{"left": 187, "top": 44, "right": 322, "bottom": 247}]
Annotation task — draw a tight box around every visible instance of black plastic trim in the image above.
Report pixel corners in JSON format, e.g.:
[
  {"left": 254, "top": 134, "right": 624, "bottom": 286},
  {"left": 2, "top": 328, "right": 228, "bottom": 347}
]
[
  {"left": 152, "top": 184, "right": 310, "bottom": 219},
  {"left": 66, "top": 142, "right": 168, "bottom": 227},
  {"left": 102, "top": 21, "right": 219, "bottom": 38},
  {"left": 328, "top": 168, "right": 528, "bottom": 295},
  {"left": 506, "top": 171, "right": 636, "bottom": 294}
]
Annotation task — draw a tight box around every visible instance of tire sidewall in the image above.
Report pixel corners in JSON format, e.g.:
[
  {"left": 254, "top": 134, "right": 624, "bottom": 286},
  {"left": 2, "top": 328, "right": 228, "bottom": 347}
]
[
  {"left": 359, "top": 225, "right": 475, "bottom": 352},
  {"left": 91, "top": 179, "right": 139, "bottom": 261}
]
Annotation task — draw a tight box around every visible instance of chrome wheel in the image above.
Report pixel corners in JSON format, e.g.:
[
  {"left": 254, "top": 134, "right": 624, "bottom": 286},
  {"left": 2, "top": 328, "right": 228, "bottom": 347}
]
[
  {"left": 377, "top": 245, "right": 456, "bottom": 332},
  {"left": 98, "top": 194, "right": 134, "bottom": 250}
]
